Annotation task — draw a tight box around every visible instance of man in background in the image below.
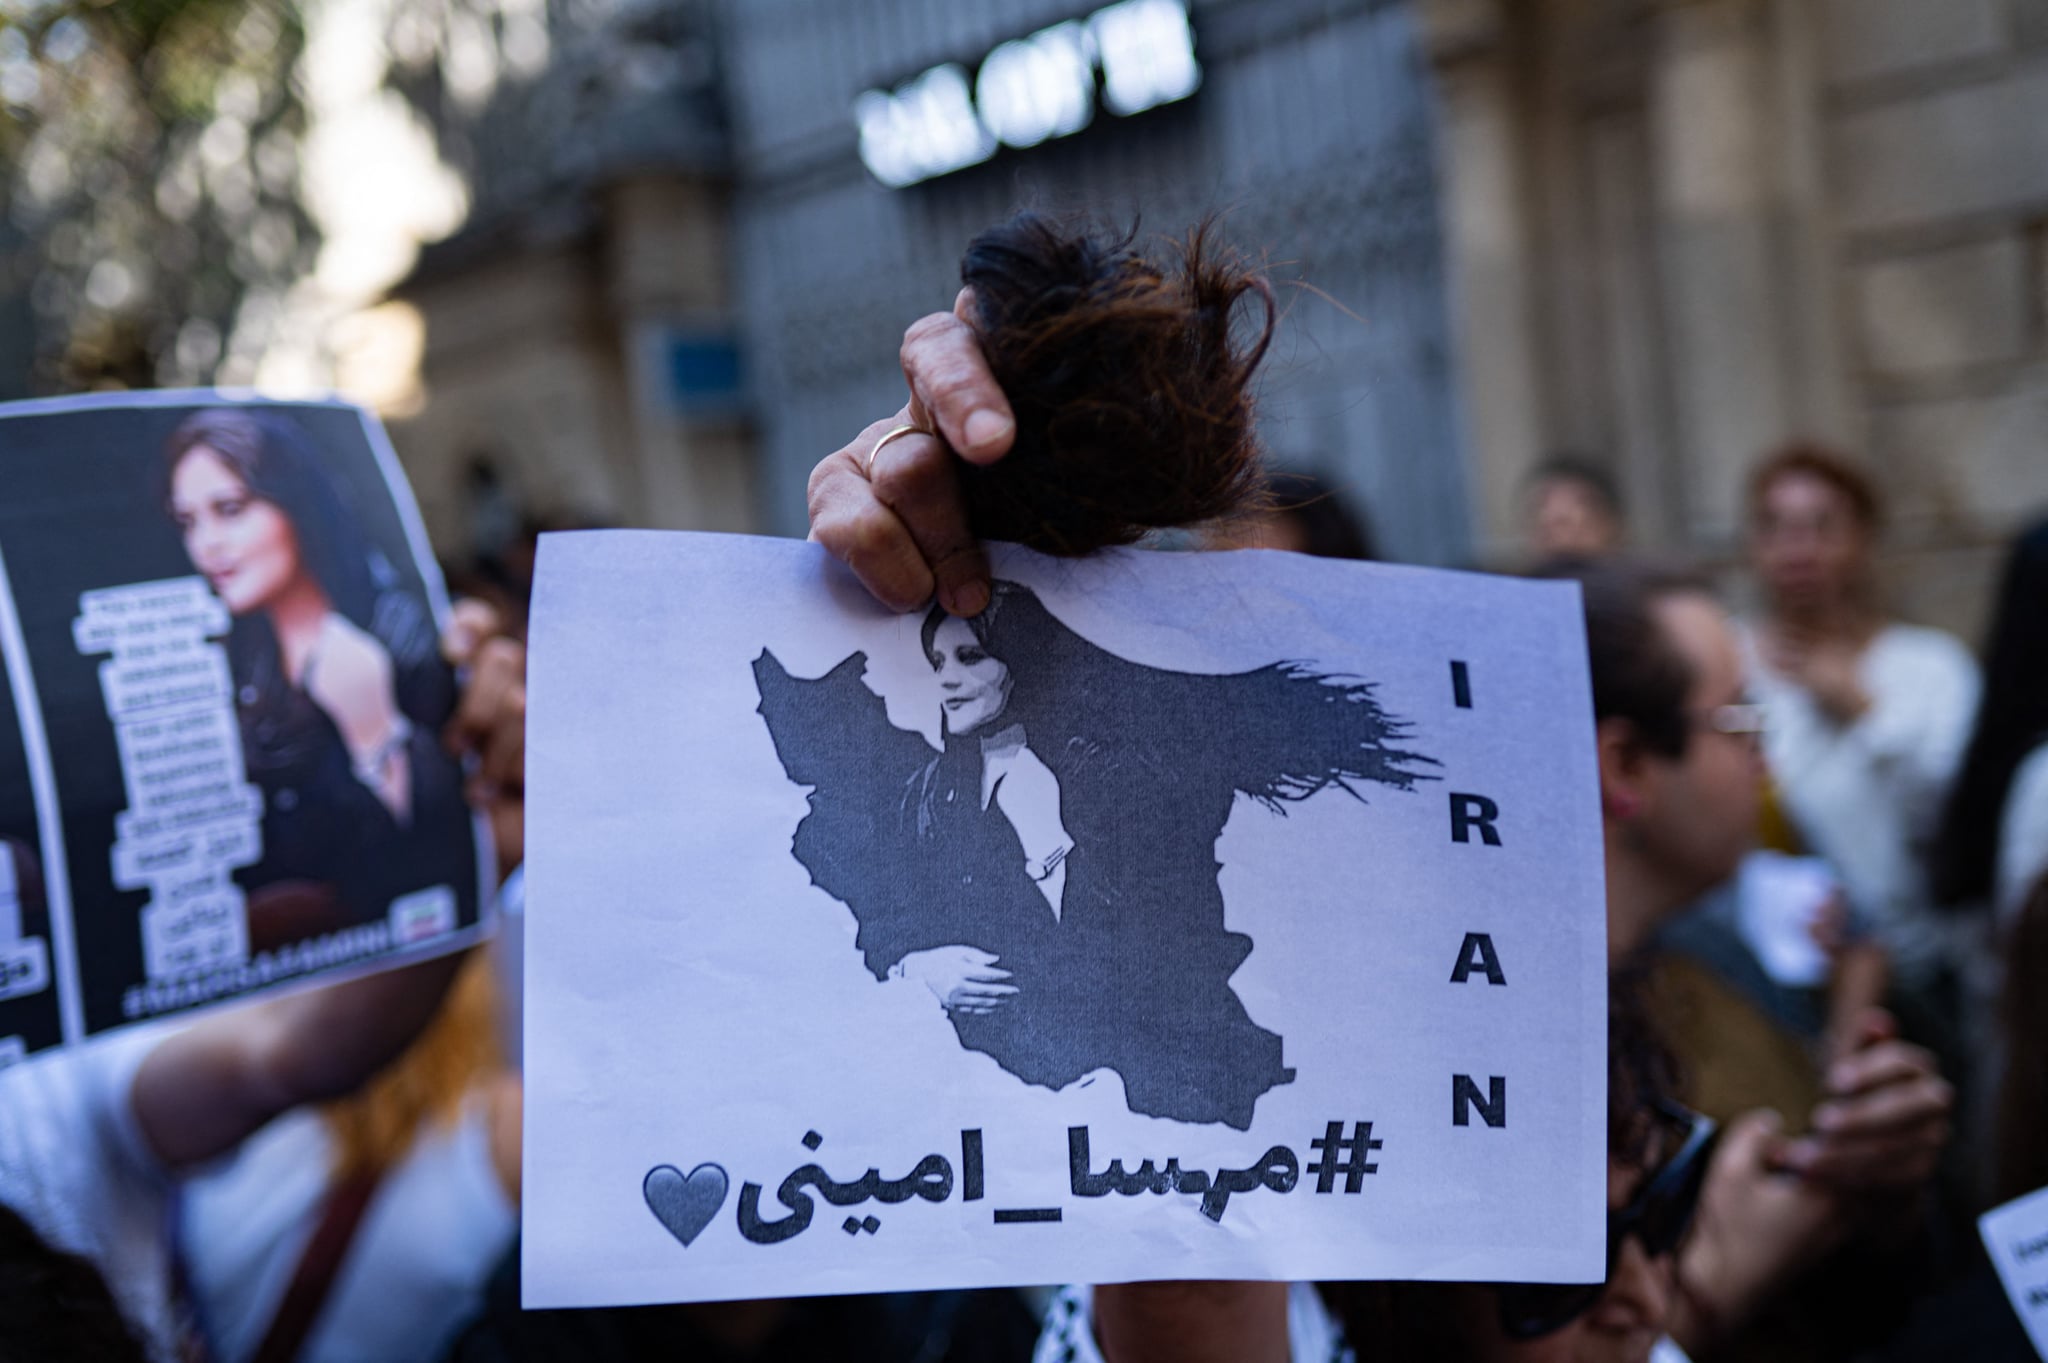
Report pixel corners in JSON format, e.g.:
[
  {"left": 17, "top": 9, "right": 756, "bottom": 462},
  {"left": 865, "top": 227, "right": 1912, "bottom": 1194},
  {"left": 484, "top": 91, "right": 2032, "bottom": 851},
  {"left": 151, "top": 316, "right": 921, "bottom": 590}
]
[{"left": 1525, "top": 454, "right": 1626, "bottom": 562}]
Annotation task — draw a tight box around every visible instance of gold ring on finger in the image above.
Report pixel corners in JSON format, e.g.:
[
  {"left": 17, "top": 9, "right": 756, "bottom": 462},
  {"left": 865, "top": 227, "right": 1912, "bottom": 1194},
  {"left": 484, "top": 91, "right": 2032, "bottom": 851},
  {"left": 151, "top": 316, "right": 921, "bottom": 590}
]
[{"left": 864, "top": 422, "right": 929, "bottom": 480}]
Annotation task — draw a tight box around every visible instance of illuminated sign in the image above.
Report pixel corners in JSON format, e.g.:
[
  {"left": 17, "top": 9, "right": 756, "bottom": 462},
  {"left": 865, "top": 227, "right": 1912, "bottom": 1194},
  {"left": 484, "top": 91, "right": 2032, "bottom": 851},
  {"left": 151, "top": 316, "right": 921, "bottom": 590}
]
[{"left": 855, "top": 0, "right": 1202, "bottom": 189}]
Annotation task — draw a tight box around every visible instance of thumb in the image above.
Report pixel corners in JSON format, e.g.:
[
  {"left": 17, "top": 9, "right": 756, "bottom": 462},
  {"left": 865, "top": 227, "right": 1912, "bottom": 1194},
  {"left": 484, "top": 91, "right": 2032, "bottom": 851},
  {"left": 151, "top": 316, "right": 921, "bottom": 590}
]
[
  {"left": 1852, "top": 1008, "right": 1899, "bottom": 1050},
  {"left": 442, "top": 598, "right": 500, "bottom": 667},
  {"left": 1722, "top": 1109, "right": 1785, "bottom": 1167}
]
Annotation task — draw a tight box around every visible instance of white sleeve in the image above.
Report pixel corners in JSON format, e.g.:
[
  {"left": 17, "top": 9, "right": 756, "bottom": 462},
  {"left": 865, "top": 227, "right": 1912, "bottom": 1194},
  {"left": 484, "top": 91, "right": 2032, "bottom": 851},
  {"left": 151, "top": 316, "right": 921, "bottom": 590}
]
[
  {"left": 0, "top": 1026, "right": 181, "bottom": 1361},
  {"left": 1033, "top": 1283, "right": 1350, "bottom": 1363},
  {"left": 1847, "top": 631, "right": 1981, "bottom": 837}
]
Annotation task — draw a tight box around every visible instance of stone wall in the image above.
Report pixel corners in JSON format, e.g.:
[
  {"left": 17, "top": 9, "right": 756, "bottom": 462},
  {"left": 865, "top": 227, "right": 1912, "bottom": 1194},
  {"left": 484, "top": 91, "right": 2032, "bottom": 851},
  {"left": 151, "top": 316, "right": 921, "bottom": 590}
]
[
  {"left": 378, "top": 0, "right": 747, "bottom": 563},
  {"left": 391, "top": 173, "right": 753, "bottom": 558},
  {"left": 1819, "top": 0, "right": 2048, "bottom": 637},
  {"left": 1419, "top": 0, "right": 2048, "bottom": 639}
]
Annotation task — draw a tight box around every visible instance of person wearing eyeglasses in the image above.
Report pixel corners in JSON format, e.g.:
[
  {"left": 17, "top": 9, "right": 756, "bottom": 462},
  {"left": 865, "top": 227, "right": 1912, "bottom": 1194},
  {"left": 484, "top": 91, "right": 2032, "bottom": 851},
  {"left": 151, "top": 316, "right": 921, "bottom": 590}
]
[
  {"left": 1557, "top": 559, "right": 1956, "bottom": 1361},
  {"left": 1744, "top": 446, "right": 1980, "bottom": 994},
  {"left": 1034, "top": 990, "right": 1750, "bottom": 1363},
  {"left": 1017, "top": 561, "right": 1942, "bottom": 1363},
  {"left": 809, "top": 284, "right": 1952, "bottom": 1363}
]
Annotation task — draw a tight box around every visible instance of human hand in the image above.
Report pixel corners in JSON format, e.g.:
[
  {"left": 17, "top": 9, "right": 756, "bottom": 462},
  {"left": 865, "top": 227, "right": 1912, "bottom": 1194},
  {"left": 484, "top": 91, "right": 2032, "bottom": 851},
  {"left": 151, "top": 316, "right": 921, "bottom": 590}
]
[
  {"left": 894, "top": 944, "right": 1016, "bottom": 1014},
  {"left": 443, "top": 599, "right": 526, "bottom": 877},
  {"left": 806, "top": 290, "right": 1016, "bottom": 617},
  {"left": 1798, "top": 639, "right": 1871, "bottom": 724},
  {"left": 1778, "top": 1008, "right": 1951, "bottom": 1189},
  {"left": 1673, "top": 1110, "right": 1849, "bottom": 1353},
  {"left": 1766, "top": 630, "right": 1870, "bottom": 725},
  {"left": 135, "top": 948, "right": 467, "bottom": 1170}
]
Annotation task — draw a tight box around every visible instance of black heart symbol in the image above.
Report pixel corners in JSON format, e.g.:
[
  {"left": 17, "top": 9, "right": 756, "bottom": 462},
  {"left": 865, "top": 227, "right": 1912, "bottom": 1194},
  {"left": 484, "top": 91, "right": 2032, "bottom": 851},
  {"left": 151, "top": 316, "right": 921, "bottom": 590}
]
[{"left": 643, "top": 1162, "right": 729, "bottom": 1247}]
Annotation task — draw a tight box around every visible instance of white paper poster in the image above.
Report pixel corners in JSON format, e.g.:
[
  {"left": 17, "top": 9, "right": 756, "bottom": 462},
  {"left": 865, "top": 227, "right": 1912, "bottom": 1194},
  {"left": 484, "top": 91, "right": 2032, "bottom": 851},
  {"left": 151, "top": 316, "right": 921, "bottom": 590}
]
[
  {"left": 1981, "top": 1185, "right": 2048, "bottom": 1359},
  {"left": 0, "top": 393, "right": 490, "bottom": 1059},
  {"left": 524, "top": 531, "right": 1607, "bottom": 1305}
]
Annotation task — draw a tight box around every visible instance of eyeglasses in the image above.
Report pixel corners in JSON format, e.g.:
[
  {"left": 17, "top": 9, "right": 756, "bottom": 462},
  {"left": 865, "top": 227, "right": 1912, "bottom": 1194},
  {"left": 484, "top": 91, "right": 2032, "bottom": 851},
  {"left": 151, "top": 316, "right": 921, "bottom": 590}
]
[
  {"left": 1692, "top": 701, "right": 1767, "bottom": 739},
  {"left": 1493, "top": 1102, "right": 1719, "bottom": 1340}
]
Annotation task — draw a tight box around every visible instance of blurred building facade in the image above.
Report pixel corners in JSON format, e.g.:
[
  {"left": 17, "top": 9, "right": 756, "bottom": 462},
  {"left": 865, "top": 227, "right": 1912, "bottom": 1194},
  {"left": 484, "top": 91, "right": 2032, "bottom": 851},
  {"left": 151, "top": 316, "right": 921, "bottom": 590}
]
[
  {"left": 1422, "top": 0, "right": 2048, "bottom": 631},
  {"left": 374, "top": 0, "right": 2048, "bottom": 629},
  {"left": 389, "top": 0, "right": 1474, "bottom": 568},
  {"left": 385, "top": 0, "right": 754, "bottom": 558}
]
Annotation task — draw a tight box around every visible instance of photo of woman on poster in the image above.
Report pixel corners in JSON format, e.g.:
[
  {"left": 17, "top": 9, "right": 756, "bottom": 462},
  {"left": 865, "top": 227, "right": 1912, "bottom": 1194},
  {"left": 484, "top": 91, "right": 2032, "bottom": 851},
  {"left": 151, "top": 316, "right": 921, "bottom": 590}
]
[
  {"left": 755, "top": 580, "right": 1435, "bottom": 1130},
  {"left": 162, "top": 408, "right": 473, "bottom": 946}
]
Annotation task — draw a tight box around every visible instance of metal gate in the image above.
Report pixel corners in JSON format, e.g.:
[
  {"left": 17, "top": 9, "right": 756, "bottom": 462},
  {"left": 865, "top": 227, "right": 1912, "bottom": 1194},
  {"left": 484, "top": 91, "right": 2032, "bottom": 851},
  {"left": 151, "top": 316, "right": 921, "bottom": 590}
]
[{"left": 723, "top": 0, "right": 1471, "bottom": 566}]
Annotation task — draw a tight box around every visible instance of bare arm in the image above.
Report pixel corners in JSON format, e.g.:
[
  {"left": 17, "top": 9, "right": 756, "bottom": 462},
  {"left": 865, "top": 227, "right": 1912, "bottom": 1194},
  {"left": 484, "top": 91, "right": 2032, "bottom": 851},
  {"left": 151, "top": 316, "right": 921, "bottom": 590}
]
[
  {"left": 1779, "top": 1008, "right": 1952, "bottom": 1190},
  {"left": 131, "top": 949, "right": 465, "bottom": 1169},
  {"left": 131, "top": 600, "right": 528, "bottom": 1169},
  {"left": 1092, "top": 1282, "right": 1290, "bottom": 1363}
]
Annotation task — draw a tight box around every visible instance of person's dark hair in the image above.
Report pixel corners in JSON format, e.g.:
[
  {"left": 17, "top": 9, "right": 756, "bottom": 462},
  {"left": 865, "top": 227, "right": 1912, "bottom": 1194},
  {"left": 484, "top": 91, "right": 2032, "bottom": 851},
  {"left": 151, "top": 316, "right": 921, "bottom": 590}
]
[
  {"left": 1932, "top": 518, "right": 2048, "bottom": 906},
  {"left": 1261, "top": 470, "right": 1377, "bottom": 561},
  {"left": 1534, "top": 557, "right": 1712, "bottom": 761},
  {"left": 955, "top": 211, "right": 1275, "bottom": 555},
  {"left": 1320, "top": 975, "right": 1681, "bottom": 1354},
  {"left": 1604, "top": 964, "right": 1685, "bottom": 1169},
  {"left": 1529, "top": 453, "right": 1623, "bottom": 519},
  {"left": 920, "top": 580, "right": 1431, "bottom": 801},
  {"left": 162, "top": 408, "right": 453, "bottom": 730},
  {"left": 0, "top": 1202, "right": 150, "bottom": 1363},
  {"left": 1994, "top": 873, "right": 2048, "bottom": 1204},
  {"left": 163, "top": 408, "right": 381, "bottom": 627},
  {"left": 1748, "top": 442, "right": 1883, "bottom": 532}
]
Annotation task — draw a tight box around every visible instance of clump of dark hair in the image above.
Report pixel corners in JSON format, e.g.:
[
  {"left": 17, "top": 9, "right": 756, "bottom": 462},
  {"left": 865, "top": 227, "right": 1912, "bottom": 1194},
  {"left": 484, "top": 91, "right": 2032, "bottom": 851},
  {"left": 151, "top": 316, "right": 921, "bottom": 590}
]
[{"left": 957, "top": 211, "right": 1275, "bottom": 555}]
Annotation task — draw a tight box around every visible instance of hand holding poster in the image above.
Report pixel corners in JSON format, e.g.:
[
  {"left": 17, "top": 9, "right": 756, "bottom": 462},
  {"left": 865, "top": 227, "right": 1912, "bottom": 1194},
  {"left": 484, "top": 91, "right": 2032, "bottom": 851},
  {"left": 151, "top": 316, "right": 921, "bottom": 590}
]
[
  {"left": 524, "top": 530, "right": 1607, "bottom": 1304},
  {"left": 0, "top": 393, "right": 489, "bottom": 1059}
]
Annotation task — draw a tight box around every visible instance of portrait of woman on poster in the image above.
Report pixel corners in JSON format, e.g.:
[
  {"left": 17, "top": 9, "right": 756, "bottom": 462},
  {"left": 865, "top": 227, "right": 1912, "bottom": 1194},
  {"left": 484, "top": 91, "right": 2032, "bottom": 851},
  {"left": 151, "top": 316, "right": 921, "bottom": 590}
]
[
  {"left": 163, "top": 409, "right": 474, "bottom": 944},
  {"left": 755, "top": 580, "right": 1433, "bottom": 1131}
]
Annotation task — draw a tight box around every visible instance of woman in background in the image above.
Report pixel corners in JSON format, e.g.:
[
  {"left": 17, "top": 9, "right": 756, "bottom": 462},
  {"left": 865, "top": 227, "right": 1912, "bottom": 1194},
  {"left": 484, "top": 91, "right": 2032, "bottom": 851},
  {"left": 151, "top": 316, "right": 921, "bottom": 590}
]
[
  {"left": 179, "top": 950, "right": 519, "bottom": 1363},
  {"left": 1742, "top": 444, "right": 1979, "bottom": 990}
]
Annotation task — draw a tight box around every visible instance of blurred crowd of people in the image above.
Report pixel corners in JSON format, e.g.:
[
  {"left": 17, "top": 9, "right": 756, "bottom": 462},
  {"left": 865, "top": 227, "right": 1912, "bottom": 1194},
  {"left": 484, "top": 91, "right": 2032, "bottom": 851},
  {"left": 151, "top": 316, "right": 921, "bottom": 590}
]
[{"left": 3, "top": 218, "right": 2045, "bottom": 1363}]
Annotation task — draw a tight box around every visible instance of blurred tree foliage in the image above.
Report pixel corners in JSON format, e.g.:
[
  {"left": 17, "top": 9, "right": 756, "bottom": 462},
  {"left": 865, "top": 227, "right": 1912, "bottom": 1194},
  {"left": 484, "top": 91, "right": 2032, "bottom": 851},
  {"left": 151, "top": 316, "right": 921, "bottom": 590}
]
[
  {"left": 0, "top": 0, "right": 316, "bottom": 393},
  {"left": 0, "top": 0, "right": 719, "bottom": 397}
]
